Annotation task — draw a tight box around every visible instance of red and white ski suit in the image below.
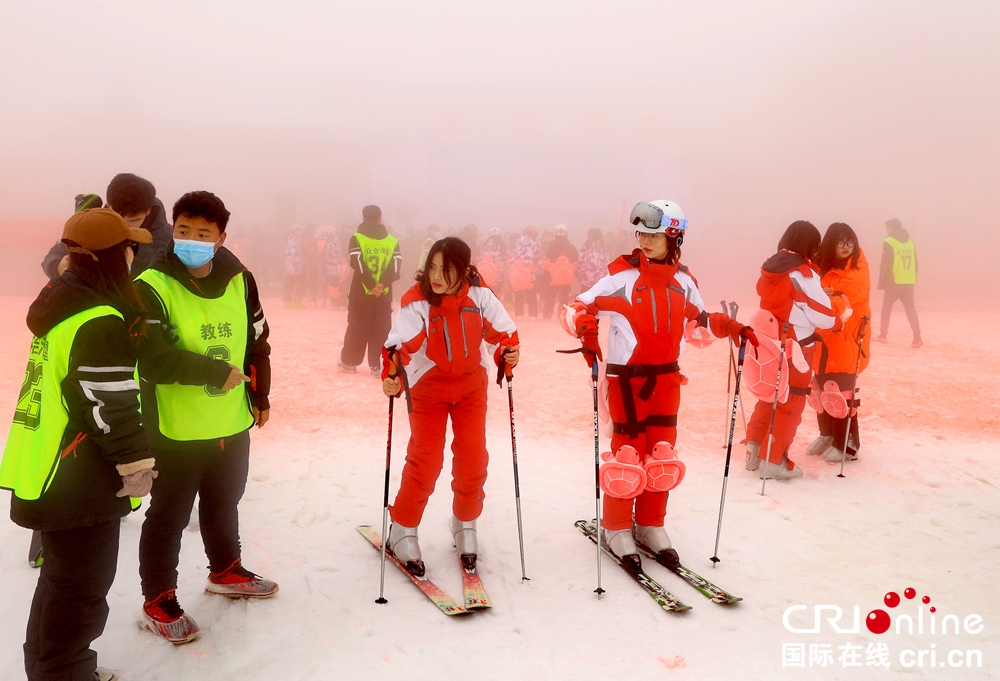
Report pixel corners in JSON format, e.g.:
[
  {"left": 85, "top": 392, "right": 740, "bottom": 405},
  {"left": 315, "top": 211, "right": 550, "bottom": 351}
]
[
  {"left": 746, "top": 251, "right": 845, "bottom": 466},
  {"left": 575, "top": 250, "right": 742, "bottom": 531},
  {"left": 383, "top": 280, "right": 518, "bottom": 527}
]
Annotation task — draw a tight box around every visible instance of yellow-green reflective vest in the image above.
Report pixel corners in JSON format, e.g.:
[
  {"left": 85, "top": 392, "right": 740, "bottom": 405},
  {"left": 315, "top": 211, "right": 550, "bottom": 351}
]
[
  {"left": 885, "top": 237, "right": 917, "bottom": 285},
  {"left": 354, "top": 233, "right": 398, "bottom": 295},
  {"left": 136, "top": 269, "right": 254, "bottom": 440},
  {"left": 0, "top": 306, "right": 123, "bottom": 500}
]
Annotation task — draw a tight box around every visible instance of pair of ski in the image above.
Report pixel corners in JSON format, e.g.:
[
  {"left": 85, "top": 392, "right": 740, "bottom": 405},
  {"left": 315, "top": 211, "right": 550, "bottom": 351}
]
[
  {"left": 358, "top": 525, "right": 491, "bottom": 616},
  {"left": 575, "top": 520, "right": 741, "bottom": 613}
]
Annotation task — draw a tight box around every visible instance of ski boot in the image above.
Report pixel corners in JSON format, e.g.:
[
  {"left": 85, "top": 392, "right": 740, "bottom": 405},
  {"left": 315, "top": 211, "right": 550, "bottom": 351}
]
[
  {"left": 388, "top": 521, "right": 425, "bottom": 577},
  {"left": 744, "top": 441, "right": 761, "bottom": 471},
  {"left": 806, "top": 435, "right": 833, "bottom": 456},
  {"left": 205, "top": 558, "right": 278, "bottom": 598},
  {"left": 140, "top": 589, "right": 200, "bottom": 644},
  {"left": 759, "top": 454, "right": 803, "bottom": 480},
  {"left": 602, "top": 527, "right": 642, "bottom": 574},
  {"left": 450, "top": 516, "right": 478, "bottom": 570},
  {"left": 634, "top": 524, "right": 681, "bottom": 570}
]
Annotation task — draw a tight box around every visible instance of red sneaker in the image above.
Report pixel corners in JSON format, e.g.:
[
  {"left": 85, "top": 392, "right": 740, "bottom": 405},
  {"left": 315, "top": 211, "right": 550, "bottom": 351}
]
[
  {"left": 206, "top": 559, "right": 278, "bottom": 598},
  {"left": 140, "top": 590, "right": 200, "bottom": 644}
]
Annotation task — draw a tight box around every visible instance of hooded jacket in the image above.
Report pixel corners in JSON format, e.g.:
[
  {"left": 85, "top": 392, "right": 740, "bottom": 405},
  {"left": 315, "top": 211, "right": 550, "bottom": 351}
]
[
  {"left": 135, "top": 245, "right": 271, "bottom": 448},
  {"left": 757, "top": 250, "right": 845, "bottom": 343},
  {"left": 816, "top": 250, "right": 872, "bottom": 375},
  {"left": 6, "top": 274, "right": 152, "bottom": 531}
]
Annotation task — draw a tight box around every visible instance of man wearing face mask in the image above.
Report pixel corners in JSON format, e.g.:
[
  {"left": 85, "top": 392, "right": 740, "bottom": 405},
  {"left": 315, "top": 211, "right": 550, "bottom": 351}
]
[{"left": 132, "top": 191, "right": 276, "bottom": 644}]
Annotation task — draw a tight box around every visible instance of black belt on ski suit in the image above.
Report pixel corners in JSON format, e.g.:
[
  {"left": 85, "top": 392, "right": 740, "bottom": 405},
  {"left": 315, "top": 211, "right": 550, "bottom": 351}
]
[{"left": 606, "top": 362, "right": 680, "bottom": 438}]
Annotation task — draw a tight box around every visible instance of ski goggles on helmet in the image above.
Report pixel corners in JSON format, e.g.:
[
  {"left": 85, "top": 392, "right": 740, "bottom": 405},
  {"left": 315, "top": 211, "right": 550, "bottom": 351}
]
[{"left": 630, "top": 202, "right": 664, "bottom": 231}]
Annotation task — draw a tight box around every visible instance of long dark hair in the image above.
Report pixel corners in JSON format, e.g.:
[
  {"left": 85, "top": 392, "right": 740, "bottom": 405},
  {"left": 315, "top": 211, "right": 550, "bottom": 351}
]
[
  {"left": 68, "top": 241, "right": 147, "bottom": 316},
  {"left": 417, "top": 237, "right": 481, "bottom": 306},
  {"left": 777, "top": 220, "right": 821, "bottom": 262},
  {"left": 817, "top": 222, "right": 861, "bottom": 274}
]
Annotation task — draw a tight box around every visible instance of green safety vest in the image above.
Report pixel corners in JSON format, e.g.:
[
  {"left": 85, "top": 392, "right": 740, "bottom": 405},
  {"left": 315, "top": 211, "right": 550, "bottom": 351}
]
[
  {"left": 0, "top": 306, "right": 123, "bottom": 500},
  {"left": 885, "top": 236, "right": 917, "bottom": 285},
  {"left": 136, "top": 269, "right": 254, "bottom": 441},
  {"left": 354, "top": 233, "right": 398, "bottom": 295}
]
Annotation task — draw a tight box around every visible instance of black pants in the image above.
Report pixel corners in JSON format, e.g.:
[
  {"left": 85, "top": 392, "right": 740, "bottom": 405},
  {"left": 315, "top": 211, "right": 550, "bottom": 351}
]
[
  {"left": 341, "top": 295, "right": 392, "bottom": 370},
  {"left": 816, "top": 372, "right": 861, "bottom": 455},
  {"left": 513, "top": 290, "right": 537, "bottom": 318},
  {"left": 879, "top": 283, "right": 921, "bottom": 340},
  {"left": 139, "top": 431, "right": 251, "bottom": 599},
  {"left": 25, "top": 519, "right": 120, "bottom": 681},
  {"left": 541, "top": 284, "right": 571, "bottom": 320}
]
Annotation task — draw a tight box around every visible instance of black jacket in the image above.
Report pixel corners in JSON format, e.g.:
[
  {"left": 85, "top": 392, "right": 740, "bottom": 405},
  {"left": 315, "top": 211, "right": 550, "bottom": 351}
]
[
  {"left": 546, "top": 235, "right": 579, "bottom": 264},
  {"left": 41, "top": 198, "right": 172, "bottom": 280},
  {"left": 10, "top": 274, "right": 152, "bottom": 531},
  {"left": 135, "top": 245, "right": 271, "bottom": 448},
  {"left": 348, "top": 222, "right": 402, "bottom": 302}
]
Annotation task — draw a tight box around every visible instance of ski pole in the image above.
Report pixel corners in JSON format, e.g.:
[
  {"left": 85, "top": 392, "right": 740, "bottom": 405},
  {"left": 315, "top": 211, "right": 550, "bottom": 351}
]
[
  {"left": 760, "top": 323, "right": 789, "bottom": 496},
  {"left": 376, "top": 351, "right": 398, "bottom": 605},
  {"left": 591, "top": 359, "right": 605, "bottom": 596},
  {"left": 502, "top": 359, "right": 529, "bottom": 581},
  {"left": 720, "top": 302, "right": 733, "bottom": 447},
  {"left": 838, "top": 316, "right": 869, "bottom": 479},
  {"left": 711, "top": 337, "right": 748, "bottom": 566}
]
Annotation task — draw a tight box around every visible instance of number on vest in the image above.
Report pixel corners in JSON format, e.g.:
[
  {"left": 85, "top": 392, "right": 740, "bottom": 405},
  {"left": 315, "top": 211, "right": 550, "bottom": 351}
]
[{"left": 14, "top": 360, "right": 43, "bottom": 430}]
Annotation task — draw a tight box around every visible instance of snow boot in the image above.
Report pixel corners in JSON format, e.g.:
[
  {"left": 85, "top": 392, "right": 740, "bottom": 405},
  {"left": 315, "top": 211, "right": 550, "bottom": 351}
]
[
  {"left": 744, "top": 441, "right": 761, "bottom": 471},
  {"left": 205, "top": 558, "right": 278, "bottom": 598},
  {"left": 806, "top": 435, "right": 833, "bottom": 456},
  {"left": 140, "top": 590, "right": 200, "bottom": 644},
  {"left": 759, "top": 455, "right": 803, "bottom": 480},
  {"left": 634, "top": 524, "right": 680, "bottom": 569},
  {"left": 911, "top": 337, "right": 923, "bottom": 349},
  {"left": 337, "top": 361, "right": 357, "bottom": 374},
  {"left": 822, "top": 444, "right": 857, "bottom": 463},
  {"left": 95, "top": 668, "right": 118, "bottom": 681},
  {"left": 602, "top": 527, "right": 642, "bottom": 574},
  {"left": 388, "top": 521, "right": 425, "bottom": 577},
  {"left": 450, "top": 516, "right": 478, "bottom": 570}
]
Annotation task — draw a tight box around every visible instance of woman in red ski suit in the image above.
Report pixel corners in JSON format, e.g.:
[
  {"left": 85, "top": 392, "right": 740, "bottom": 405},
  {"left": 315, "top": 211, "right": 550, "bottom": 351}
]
[
  {"left": 562, "top": 201, "right": 756, "bottom": 572},
  {"left": 744, "top": 220, "right": 849, "bottom": 479},
  {"left": 381, "top": 237, "right": 519, "bottom": 575}
]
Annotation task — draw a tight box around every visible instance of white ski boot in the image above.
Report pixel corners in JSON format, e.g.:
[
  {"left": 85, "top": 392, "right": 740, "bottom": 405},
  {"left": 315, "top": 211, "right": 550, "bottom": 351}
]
[
  {"left": 634, "top": 524, "right": 680, "bottom": 569},
  {"left": 745, "top": 441, "right": 761, "bottom": 471},
  {"left": 806, "top": 435, "right": 833, "bottom": 456},
  {"left": 759, "top": 454, "right": 803, "bottom": 480},
  {"left": 450, "top": 516, "right": 478, "bottom": 570},
  {"left": 602, "top": 527, "right": 642, "bottom": 574},
  {"left": 822, "top": 444, "right": 858, "bottom": 462},
  {"left": 388, "top": 521, "right": 425, "bottom": 577}
]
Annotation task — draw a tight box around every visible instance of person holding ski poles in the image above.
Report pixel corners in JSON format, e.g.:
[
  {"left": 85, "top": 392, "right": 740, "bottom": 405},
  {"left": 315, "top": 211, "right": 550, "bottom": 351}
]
[
  {"left": 381, "top": 237, "right": 519, "bottom": 576},
  {"left": 0, "top": 208, "right": 157, "bottom": 681},
  {"left": 805, "top": 222, "right": 871, "bottom": 462},
  {"left": 743, "top": 221, "right": 850, "bottom": 480},
  {"left": 560, "top": 200, "right": 756, "bottom": 573}
]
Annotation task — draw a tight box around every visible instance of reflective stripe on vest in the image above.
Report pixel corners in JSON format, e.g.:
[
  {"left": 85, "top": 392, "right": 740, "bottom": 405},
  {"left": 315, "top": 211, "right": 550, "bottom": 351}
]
[
  {"left": 885, "top": 237, "right": 916, "bottom": 285},
  {"left": 0, "top": 306, "right": 123, "bottom": 500},
  {"left": 354, "top": 233, "right": 399, "bottom": 295},
  {"left": 136, "top": 269, "right": 254, "bottom": 440}
]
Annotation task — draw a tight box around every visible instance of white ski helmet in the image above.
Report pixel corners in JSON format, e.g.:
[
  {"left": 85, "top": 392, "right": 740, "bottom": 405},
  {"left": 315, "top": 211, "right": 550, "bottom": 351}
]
[
  {"left": 649, "top": 200, "right": 687, "bottom": 235},
  {"left": 629, "top": 202, "right": 665, "bottom": 233}
]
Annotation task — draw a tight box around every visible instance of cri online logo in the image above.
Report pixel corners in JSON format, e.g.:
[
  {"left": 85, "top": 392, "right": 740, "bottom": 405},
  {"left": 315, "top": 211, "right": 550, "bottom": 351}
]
[{"left": 868, "top": 588, "right": 928, "bottom": 634}]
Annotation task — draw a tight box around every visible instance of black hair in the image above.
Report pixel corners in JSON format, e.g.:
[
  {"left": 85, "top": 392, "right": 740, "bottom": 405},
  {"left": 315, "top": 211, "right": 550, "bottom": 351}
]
[
  {"left": 172, "top": 191, "right": 231, "bottom": 232},
  {"left": 74, "top": 194, "right": 103, "bottom": 212},
  {"left": 68, "top": 241, "right": 146, "bottom": 316},
  {"left": 362, "top": 205, "right": 382, "bottom": 223},
  {"left": 818, "top": 222, "right": 861, "bottom": 274},
  {"left": 106, "top": 173, "right": 155, "bottom": 217},
  {"left": 777, "top": 220, "right": 821, "bottom": 261},
  {"left": 417, "top": 237, "right": 481, "bottom": 306}
]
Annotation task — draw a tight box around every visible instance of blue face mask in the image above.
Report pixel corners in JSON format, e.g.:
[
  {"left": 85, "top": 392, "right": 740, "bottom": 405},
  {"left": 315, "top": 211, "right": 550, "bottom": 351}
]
[{"left": 173, "top": 238, "right": 217, "bottom": 268}]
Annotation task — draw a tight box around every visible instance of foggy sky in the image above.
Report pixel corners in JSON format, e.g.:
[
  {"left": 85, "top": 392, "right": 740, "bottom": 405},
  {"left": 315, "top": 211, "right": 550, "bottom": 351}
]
[{"left": 1, "top": 0, "right": 996, "bottom": 304}]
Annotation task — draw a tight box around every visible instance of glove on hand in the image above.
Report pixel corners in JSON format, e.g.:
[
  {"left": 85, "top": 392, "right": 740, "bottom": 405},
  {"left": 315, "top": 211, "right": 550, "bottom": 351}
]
[{"left": 117, "top": 468, "right": 158, "bottom": 498}]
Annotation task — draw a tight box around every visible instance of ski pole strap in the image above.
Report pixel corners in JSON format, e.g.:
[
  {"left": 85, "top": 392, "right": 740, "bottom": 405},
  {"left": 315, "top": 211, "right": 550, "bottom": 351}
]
[
  {"left": 387, "top": 348, "right": 414, "bottom": 414},
  {"left": 606, "top": 363, "right": 680, "bottom": 436}
]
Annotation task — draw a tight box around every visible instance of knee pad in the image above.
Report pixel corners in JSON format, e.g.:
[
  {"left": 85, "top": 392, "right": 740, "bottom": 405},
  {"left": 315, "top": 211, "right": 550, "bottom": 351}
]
[
  {"left": 643, "top": 441, "right": 686, "bottom": 492},
  {"left": 599, "top": 445, "right": 646, "bottom": 499}
]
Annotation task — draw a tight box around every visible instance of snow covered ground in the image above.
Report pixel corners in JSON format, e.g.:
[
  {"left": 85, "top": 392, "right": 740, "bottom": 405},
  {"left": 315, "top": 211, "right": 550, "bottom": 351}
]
[{"left": 0, "top": 294, "right": 997, "bottom": 680}]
